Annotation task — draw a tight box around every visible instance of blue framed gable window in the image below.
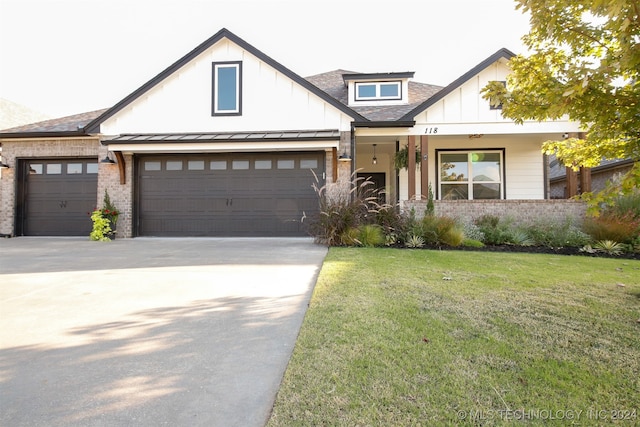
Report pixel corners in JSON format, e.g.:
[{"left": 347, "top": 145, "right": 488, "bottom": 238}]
[{"left": 212, "top": 61, "right": 242, "bottom": 115}]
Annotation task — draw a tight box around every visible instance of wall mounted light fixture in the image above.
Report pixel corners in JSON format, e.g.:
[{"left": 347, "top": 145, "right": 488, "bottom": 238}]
[
  {"left": 0, "top": 156, "right": 10, "bottom": 169},
  {"left": 100, "top": 153, "right": 116, "bottom": 164},
  {"left": 372, "top": 144, "right": 377, "bottom": 165},
  {"left": 338, "top": 150, "right": 352, "bottom": 162}
]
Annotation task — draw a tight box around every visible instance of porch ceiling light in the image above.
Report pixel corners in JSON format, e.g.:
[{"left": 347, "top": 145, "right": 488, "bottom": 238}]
[{"left": 372, "top": 144, "right": 377, "bottom": 165}]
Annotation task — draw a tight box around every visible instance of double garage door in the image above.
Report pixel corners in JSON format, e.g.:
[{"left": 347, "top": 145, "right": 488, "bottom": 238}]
[{"left": 137, "top": 152, "right": 324, "bottom": 237}]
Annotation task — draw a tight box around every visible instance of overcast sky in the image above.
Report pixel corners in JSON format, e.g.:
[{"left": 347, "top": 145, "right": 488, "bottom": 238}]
[{"left": 0, "top": 0, "right": 531, "bottom": 118}]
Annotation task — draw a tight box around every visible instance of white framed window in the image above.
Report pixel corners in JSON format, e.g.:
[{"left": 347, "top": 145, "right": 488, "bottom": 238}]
[
  {"left": 355, "top": 81, "right": 401, "bottom": 101},
  {"left": 212, "top": 61, "right": 242, "bottom": 115},
  {"left": 438, "top": 150, "right": 504, "bottom": 200}
]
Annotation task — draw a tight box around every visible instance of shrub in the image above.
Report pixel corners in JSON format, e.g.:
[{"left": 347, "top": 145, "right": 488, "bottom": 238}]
[
  {"left": 609, "top": 191, "right": 640, "bottom": 219},
  {"left": 340, "top": 227, "right": 360, "bottom": 246},
  {"left": 405, "top": 235, "right": 425, "bottom": 248},
  {"left": 308, "top": 173, "right": 378, "bottom": 245},
  {"left": 593, "top": 240, "right": 624, "bottom": 255},
  {"left": 441, "top": 227, "right": 464, "bottom": 247},
  {"left": 463, "top": 238, "right": 485, "bottom": 248},
  {"left": 89, "top": 210, "right": 112, "bottom": 242},
  {"left": 509, "top": 229, "right": 535, "bottom": 246},
  {"left": 421, "top": 215, "right": 464, "bottom": 246},
  {"left": 526, "top": 218, "right": 591, "bottom": 247},
  {"left": 462, "top": 221, "right": 485, "bottom": 242},
  {"left": 357, "top": 224, "right": 385, "bottom": 247},
  {"left": 583, "top": 212, "right": 640, "bottom": 244},
  {"left": 372, "top": 203, "right": 405, "bottom": 237},
  {"left": 474, "top": 215, "right": 514, "bottom": 245}
]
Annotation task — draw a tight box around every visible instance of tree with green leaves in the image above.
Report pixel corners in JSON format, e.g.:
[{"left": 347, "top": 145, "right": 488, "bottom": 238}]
[{"left": 482, "top": 0, "right": 639, "bottom": 211}]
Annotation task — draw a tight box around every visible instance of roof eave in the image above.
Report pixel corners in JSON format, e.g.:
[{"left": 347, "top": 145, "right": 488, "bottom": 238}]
[
  {"left": 352, "top": 120, "right": 416, "bottom": 128},
  {"left": 0, "top": 130, "right": 91, "bottom": 139}
]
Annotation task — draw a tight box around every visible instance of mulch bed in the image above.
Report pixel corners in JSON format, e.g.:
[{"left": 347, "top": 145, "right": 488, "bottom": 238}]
[{"left": 395, "top": 243, "right": 640, "bottom": 261}]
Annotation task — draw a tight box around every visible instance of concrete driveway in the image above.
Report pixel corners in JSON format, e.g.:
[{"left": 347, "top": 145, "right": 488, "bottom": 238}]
[{"left": 0, "top": 237, "right": 327, "bottom": 427}]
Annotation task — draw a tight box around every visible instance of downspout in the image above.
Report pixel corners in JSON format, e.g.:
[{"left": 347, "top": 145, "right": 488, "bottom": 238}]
[{"left": 350, "top": 122, "right": 356, "bottom": 179}]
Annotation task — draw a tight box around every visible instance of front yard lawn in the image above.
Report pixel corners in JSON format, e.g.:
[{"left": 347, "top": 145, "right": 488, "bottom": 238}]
[{"left": 269, "top": 248, "right": 640, "bottom": 426}]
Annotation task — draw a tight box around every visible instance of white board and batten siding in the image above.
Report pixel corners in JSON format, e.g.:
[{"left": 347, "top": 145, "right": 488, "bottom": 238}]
[
  {"left": 407, "top": 59, "right": 581, "bottom": 200},
  {"left": 100, "top": 38, "right": 353, "bottom": 136}
]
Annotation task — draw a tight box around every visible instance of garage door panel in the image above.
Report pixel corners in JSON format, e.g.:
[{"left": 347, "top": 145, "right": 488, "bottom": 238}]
[
  {"left": 137, "top": 153, "right": 324, "bottom": 237},
  {"left": 21, "top": 159, "right": 98, "bottom": 236}
]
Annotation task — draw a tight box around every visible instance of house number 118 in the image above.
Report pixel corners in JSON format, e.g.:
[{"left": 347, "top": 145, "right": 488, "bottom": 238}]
[{"left": 425, "top": 127, "right": 438, "bottom": 134}]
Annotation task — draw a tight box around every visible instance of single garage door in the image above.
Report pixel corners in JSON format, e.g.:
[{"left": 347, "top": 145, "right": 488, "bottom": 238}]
[
  {"left": 137, "top": 152, "right": 324, "bottom": 237},
  {"left": 17, "top": 158, "right": 99, "bottom": 236}
]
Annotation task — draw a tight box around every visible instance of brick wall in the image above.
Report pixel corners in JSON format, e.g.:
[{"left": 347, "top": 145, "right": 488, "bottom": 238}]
[
  {"left": 97, "top": 145, "right": 134, "bottom": 238},
  {"left": 0, "top": 137, "right": 100, "bottom": 236},
  {"left": 404, "top": 199, "right": 587, "bottom": 226}
]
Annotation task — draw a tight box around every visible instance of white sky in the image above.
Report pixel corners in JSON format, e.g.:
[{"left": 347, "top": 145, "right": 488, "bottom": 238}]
[{"left": 0, "top": 0, "right": 531, "bottom": 118}]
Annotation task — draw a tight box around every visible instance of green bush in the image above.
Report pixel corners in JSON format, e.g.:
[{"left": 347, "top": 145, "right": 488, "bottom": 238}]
[
  {"left": 440, "top": 227, "right": 464, "bottom": 247},
  {"left": 89, "top": 210, "right": 113, "bottom": 242},
  {"left": 463, "top": 238, "right": 485, "bottom": 248},
  {"left": 527, "top": 218, "right": 591, "bottom": 247},
  {"left": 474, "top": 215, "right": 514, "bottom": 245},
  {"left": 357, "top": 224, "right": 385, "bottom": 247},
  {"left": 340, "top": 227, "right": 360, "bottom": 246},
  {"left": 420, "top": 215, "right": 463, "bottom": 246}
]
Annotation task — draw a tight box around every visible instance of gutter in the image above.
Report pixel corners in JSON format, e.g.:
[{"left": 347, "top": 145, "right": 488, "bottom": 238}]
[{"left": 352, "top": 120, "right": 416, "bottom": 128}]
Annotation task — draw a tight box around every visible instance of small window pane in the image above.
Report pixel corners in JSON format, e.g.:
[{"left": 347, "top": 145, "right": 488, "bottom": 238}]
[
  {"left": 216, "top": 65, "right": 238, "bottom": 112},
  {"left": 29, "top": 164, "right": 43, "bottom": 174},
  {"left": 473, "top": 183, "right": 500, "bottom": 199},
  {"left": 86, "top": 163, "right": 98, "bottom": 174},
  {"left": 166, "top": 161, "right": 183, "bottom": 171},
  {"left": 300, "top": 159, "right": 318, "bottom": 169},
  {"left": 232, "top": 160, "right": 249, "bottom": 170},
  {"left": 188, "top": 160, "right": 205, "bottom": 170},
  {"left": 47, "top": 164, "right": 62, "bottom": 174},
  {"left": 357, "top": 84, "right": 376, "bottom": 98},
  {"left": 441, "top": 184, "right": 468, "bottom": 200},
  {"left": 255, "top": 160, "right": 272, "bottom": 170},
  {"left": 380, "top": 83, "right": 399, "bottom": 97},
  {"left": 277, "top": 159, "right": 295, "bottom": 169},
  {"left": 145, "top": 161, "right": 161, "bottom": 171},
  {"left": 210, "top": 160, "right": 227, "bottom": 170},
  {"left": 67, "top": 163, "right": 82, "bottom": 174},
  {"left": 441, "top": 154, "right": 468, "bottom": 181},
  {"left": 472, "top": 153, "right": 501, "bottom": 182}
]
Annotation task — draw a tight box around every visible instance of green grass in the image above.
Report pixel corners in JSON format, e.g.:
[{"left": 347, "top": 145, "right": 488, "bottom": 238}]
[{"left": 269, "top": 248, "right": 640, "bottom": 426}]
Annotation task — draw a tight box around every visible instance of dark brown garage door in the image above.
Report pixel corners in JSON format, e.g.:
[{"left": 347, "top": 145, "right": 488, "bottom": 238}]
[
  {"left": 17, "top": 159, "right": 98, "bottom": 236},
  {"left": 136, "top": 152, "right": 324, "bottom": 237}
]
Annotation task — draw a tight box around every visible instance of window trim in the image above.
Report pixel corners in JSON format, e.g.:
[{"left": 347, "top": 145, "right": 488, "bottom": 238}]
[
  {"left": 212, "top": 61, "right": 242, "bottom": 116},
  {"left": 354, "top": 81, "right": 402, "bottom": 101},
  {"left": 436, "top": 149, "right": 506, "bottom": 200}
]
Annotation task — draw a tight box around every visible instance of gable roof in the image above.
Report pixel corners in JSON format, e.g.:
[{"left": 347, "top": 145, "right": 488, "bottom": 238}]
[
  {"left": 0, "top": 109, "right": 106, "bottom": 138},
  {"left": 399, "top": 48, "right": 515, "bottom": 121},
  {"left": 84, "top": 28, "right": 366, "bottom": 133},
  {"left": 306, "top": 70, "right": 442, "bottom": 122}
]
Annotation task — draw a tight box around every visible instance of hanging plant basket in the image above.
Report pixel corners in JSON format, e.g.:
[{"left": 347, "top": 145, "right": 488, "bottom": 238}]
[{"left": 394, "top": 145, "right": 421, "bottom": 170}]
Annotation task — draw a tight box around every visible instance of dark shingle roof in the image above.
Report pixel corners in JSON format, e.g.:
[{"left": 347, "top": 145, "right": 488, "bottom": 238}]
[
  {"left": 0, "top": 109, "right": 107, "bottom": 137},
  {"left": 306, "top": 70, "right": 442, "bottom": 122}
]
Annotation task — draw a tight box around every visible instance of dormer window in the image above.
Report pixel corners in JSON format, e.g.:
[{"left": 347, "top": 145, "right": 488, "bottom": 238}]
[
  {"left": 343, "top": 72, "right": 413, "bottom": 107},
  {"left": 355, "top": 81, "right": 402, "bottom": 101}
]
